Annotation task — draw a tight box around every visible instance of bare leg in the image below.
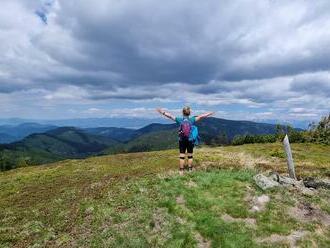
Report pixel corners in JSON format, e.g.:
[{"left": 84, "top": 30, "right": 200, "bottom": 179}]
[
  {"left": 187, "top": 153, "right": 193, "bottom": 171},
  {"left": 179, "top": 153, "right": 185, "bottom": 175}
]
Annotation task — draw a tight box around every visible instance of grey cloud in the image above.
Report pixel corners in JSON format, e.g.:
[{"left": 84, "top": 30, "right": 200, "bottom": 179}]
[
  {"left": 88, "top": 92, "right": 158, "bottom": 101},
  {"left": 290, "top": 73, "right": 330, "bottom": 97},
  {"left": 0, "top": 0, "right": 329, "bottom": 121},
  {"left": 0, "top": 83, "right": 23, "bottom": 93},
  {"left": 47, "top": 0, "right": 330, "bottom": 86}
]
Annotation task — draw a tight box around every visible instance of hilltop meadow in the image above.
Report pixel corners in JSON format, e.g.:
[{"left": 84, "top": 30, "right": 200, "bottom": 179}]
[
  {"left": 0, "top": 143, "right": 329, "bottom": 247},
  {"left": 1, "top": 1, "right": 330, "bottom": 247}
]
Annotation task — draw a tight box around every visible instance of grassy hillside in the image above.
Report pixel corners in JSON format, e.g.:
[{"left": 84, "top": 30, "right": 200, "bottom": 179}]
[
  {"left": 84, "top": 127, "right": 138, "bottom": 142},
  {"left": 84, "top": 123, "right": 177, "bottom": 145},
  {"left": 0, "top": 143, "right": 329, "bottom": 247},
  {"left": 0, "top": 127, "right": 120, "bottom": 171},
  {"left": 103, "top": 129, "right": 178, "bottom": 154},
  {"left": 196, "top": 117, "right": 281, "bottom": 141}
]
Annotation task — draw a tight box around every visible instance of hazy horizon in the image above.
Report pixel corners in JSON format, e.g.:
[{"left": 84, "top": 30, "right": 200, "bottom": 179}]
[{"left": 0, "top": 116, "right": 313, "bottom": 129}]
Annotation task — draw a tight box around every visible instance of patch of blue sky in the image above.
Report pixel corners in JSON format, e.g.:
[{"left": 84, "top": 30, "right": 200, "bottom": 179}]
[{"left": 35, "top": 9, "right": 47, "bottom": 24}]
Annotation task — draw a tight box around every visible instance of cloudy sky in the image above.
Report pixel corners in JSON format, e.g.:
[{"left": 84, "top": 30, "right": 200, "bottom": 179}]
[{"left": 0, "top": 0, "right": 329, "bottom": 123}]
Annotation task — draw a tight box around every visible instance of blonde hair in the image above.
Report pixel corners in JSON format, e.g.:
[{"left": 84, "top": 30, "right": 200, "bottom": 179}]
[{"left": 182, "top": 106, "right": 191, "bottom": 116}]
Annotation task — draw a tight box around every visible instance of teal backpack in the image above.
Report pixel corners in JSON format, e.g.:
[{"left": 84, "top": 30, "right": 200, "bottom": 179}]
[
  {"left": 189, "top": 125, "right": 200, "bottom": 145},
  {"left": 178, "top": 117, "right": 200, "bottom": 146}
]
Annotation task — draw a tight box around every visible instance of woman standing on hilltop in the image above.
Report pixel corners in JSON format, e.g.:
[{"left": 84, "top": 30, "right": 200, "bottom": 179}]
[{"left": 156, "top": 107, "right": 214, "bottom": 175}]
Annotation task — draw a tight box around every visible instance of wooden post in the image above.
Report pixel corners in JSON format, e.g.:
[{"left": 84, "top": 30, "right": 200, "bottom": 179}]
[{"left": 283, "top": 134, "right": 296, "bottom": 179}]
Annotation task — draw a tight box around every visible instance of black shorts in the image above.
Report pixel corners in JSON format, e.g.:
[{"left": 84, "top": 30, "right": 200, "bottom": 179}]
[{"left": 179, "top": 139, "right": 194, "bottom": 154}]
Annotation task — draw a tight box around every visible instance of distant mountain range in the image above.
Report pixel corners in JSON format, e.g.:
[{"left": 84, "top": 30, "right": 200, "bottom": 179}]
[
  {"left": 0, "top": 116, "right": 313, "bottom": 129},
  {"left": 253, "top": 119, "right": 312, "bottom": 129},
  {"left": 0, "top": 117, "right": 301, "bottom": 144},
  {"left": 0, "top": 117, "right": 169, "bottom": 129},
  {"left": 0, "top": 123, "right": 57, "bottom": 143},
  {"left": 0, "top": 117, "right": 295, "bottom": 171}
]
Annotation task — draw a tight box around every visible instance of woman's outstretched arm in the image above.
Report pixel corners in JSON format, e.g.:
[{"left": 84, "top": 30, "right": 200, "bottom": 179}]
[
  {"left": 156, "top": 108, "right": 176, "bottom": 122},
  {"left": 195, "top": 112, "right": 215, "bottom": 122}
]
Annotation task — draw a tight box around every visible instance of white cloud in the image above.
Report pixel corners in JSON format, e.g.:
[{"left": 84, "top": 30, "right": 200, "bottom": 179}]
[
  {"left": 0, "top": 0, "right": 329, "bottom": 121},
  {"left": 43, "top": 85, "right": 88, "bottom": 100}
]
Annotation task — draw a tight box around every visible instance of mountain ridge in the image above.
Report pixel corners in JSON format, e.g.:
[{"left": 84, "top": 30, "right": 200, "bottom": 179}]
[{"left": 0, "top": 117, "right": 301, "bottom": 171}]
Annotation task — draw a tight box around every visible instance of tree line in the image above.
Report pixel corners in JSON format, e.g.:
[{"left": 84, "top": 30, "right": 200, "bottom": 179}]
[{"left": 232, "top": 114, "right": 330, "bottom": 146}]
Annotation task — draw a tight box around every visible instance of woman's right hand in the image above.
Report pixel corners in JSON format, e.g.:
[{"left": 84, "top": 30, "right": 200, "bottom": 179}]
[{"left": 156, "top": 108, "right": 163, "bottom": 114}]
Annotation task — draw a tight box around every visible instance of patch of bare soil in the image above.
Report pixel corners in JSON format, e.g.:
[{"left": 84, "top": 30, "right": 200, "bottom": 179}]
[
  {"left": 176, "top": 216, "right": 186, "bottom": 225},
  {"left": 245, "top": 192, "right": 270, "bottom": 213},
  {"left": 147, "top": 208, "right": 172, "bottom": 246},
  {"left": 221, "top": 213, "right": 256, "bottom": 229},
  {"left": 151, "top": 208, "right": 168, "bottom": 233},
  {"left": 257, "top": 230, "right": 309, "bottom": 248},
  {"left": 157, "top": 170, "right": 179, "bottom": 179},
  {"left": 200, "top": 161, "right": 218, "bottom": 170},
  {"left": 288, "top": 202, "right": 330, "bottom": 227},
  {"left": 176, "top": 195, "right": 186, "bottom": 205},
  {"left": 185, "top": 180, "right": 198, "bottom": 188},
  {"left": 194, "top": 231, "right": 211, "bottom": 248}
]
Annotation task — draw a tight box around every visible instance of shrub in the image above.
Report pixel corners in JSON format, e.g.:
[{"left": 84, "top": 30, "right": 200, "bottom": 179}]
[
  {"left": 0, "top": 151, "right": 16, "bottom": 171},
  {"left": 232, "top": 135, "right": 245, "bottom": 146},
  {"left": 306, "top": 114, "right": 330, "bottom": 145}
]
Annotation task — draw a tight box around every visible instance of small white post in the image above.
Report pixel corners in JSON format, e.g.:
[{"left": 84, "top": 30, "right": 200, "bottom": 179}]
[{"left": 283, "top": 134, "right": 296, "bottom": 179}]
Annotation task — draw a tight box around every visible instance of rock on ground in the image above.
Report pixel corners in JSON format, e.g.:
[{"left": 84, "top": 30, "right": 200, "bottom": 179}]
[
  {"left": 303, "top": 177, "right": 330, "bottom": 189},
  {"left": 250, "top": 194, "right": 270, "bottom": 213},
  {"left": 254, "top": 173, "right": 319, "bottom": 196},
  {"left": 254, "top": 174, "right": 279, "bottom": 190}
]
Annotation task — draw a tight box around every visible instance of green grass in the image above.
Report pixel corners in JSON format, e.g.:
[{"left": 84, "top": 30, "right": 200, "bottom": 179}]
[
  {"left": 0, "top": 143, "right": 329, "bottom": 247},
  {"left": 199, "top": 143, "right": 330, "bottom": 178}
]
